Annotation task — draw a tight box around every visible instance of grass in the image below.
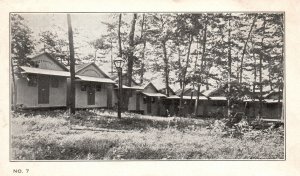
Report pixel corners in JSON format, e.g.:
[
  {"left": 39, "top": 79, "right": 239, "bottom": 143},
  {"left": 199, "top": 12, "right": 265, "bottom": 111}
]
[{"left": 11, "top": 109, "right": 284, "bottom": 160}]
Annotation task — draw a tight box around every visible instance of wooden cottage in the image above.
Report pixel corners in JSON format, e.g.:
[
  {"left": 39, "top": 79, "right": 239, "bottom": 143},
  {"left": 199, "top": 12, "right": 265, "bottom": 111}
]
[
  {"left": 16, "top": 53, "right": 70, "bottom": 108},
  {"left": 170, "top": 87, "right": 209, "bottom": 117},
  {"left": 138, "top": 82, "right": 167, "bottom": 116},
  {"left": 68, "top": 63, "right": 115, "bottom": 109},
  {"left": 244, "top": 90, "right": 283, "bottom": 119}
]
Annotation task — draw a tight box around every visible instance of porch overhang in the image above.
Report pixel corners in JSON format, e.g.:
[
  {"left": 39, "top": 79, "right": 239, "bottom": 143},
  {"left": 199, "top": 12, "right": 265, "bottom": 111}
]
[
  {"left": 75, "top": 75, "right": 115, "bottom": 84},
  {"left": 264, "top": 99, "right": 282, "bottom": 104},
  {"left": 114, "top": 85, "right": 143, "bottom": 90},
  {"left": 243, "top": 99, "right": 282, "bottom": 103},
  {"left": 208, "top": 96, "right": 227, "bottom": 101},
  {"left": 20, "top": 66, "right": 70, "bottom": 77},
  {"left": 142, "top": 92, "right": 167, "bottom": 97},
  {"left": 167, "top": 95, "right": 208, "bottom": 100}
]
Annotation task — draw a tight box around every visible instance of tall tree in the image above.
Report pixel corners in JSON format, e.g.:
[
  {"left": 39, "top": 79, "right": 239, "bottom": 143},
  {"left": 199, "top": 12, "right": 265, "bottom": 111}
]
[
  {"left": 121, "top": 13, "right": 138, "bottom": 110},
  {"left": 227, "top": 14, "right": 233, "bottom": 117},
  {"left": 67, "top": 14, "right": 76, "bottom": 114},
  {"left": 11, "top": 14, "right": 35, "bottom": 109},
  {"left": 118, "top": 14, "right": 123, "bottom": 57}
]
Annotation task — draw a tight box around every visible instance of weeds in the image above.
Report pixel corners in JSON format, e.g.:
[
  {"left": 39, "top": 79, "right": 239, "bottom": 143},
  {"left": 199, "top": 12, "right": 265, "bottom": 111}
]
[{"left": 11, "top": 109, "right": 284, "bottom": 160}]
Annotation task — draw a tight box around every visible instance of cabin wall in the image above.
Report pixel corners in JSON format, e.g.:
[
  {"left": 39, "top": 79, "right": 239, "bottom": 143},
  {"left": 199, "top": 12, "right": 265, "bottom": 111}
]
[
  {"left": 196, "top": 101, "right": 205, "bottom": 116},
  {"left": 245, "top": 102, "right": 282, "bottom": 119},
  {"left": 128, "top": 90, "right": 137, "bottom": 111},
  {"left": 16, "top": 76, "right": 67, "bottom": 108},
  {"left": 263, "top": 103, "right": 282, "bottom": 119},
  {"left": 112, "top": 89, "right": 118, "bottom": 109},
  {"left": 75, "top": 82, "right": 108, "bottom": 108}
]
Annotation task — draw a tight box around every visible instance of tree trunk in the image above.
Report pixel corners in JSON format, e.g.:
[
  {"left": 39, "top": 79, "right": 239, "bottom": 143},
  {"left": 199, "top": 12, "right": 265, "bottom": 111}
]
[
  {"left": 259, "top": 17, "right": 266, "bottom": 118},
  {"left": 124, "top": 13, "right": 137, "bottom": 111},
  {"left": 118, "top": 14, "right": 122, "bottom": 57},
  {"left": 227, "top": 16, "right": 232, "bottom": 117},
  {"left": 194, "top": 83, "right": 201, "bottom": 116},
  {"left": 162, "top": 41, "right": 170, "bottom": 97},
  {"left": 140, "top": 41, "right": 146, "bottom": 84},
  {"left": 126, "top": 13, "right": 137, "bottom": 87},
  {"left": 239, "top": 15, "right": 257, "bottom": 83},
  {"left": 67, "top": 14, "right": 76, "bottom": 114},
  {"left": 190, "top": 38, "right": 200, "bottom": 109},
  {"left": 110, "top": 40, "right": 113, "bottom": 73},
  {"left": 177, "top": 46, "right": 182, "bottom": 89},
  {"left": 11, "top": 60, "right": 17, "bottom": 110},
  {"left": 252, "top": 44, "right": 257, "bottom": 118},
  {"left": 179, "top": 34, "right": 193, "bottom": 113},
  {"left": 268, "top": 60, "right": 273, "bottom": 90},
  {"left": 195, "top": 20, "right": 207, "bottom": 115},
  {"left": 94, "top": 49, "right": 98, "bottom": 62},
  {"left": 140, "top": 14, "right": 146, "bottom": 84}
]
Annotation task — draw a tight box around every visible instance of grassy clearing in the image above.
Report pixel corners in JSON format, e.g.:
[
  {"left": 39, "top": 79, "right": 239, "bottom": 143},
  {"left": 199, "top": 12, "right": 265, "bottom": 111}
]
[{"left": 11, "top": 109, "right": 284, "bottom": 160}]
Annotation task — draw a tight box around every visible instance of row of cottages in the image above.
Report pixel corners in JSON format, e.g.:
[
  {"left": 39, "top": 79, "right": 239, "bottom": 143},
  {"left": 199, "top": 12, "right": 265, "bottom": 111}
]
[
  {"left": 16, "top": 53, "right": 115, "bottom": 109},
  {"left": 15, "top": 53, "right": 283, "bottom": 119},
  {"left": 15, "top": 53, "right": 167, "bottom": 116},
  {"left": 166, "top": 87, "right": 227, "bottom": 117}
]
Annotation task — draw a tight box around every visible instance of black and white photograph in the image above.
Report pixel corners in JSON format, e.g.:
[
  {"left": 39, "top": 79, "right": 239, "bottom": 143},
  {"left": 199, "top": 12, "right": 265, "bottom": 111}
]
[{"left": 10, "top": 12, "right": 285, "bottom": 160}]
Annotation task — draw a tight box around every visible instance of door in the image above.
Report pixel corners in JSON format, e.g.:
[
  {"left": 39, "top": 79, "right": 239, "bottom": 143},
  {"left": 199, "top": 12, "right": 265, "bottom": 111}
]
[
  {"left": 38, "top": 75, "right": 50, "bottom": 104},
  {"left": 136, "top": 92, "right": 140, "bottom": 111},
  {"left": 147, "top": 96, "right": 151, "bottom": 114},
  {"left": 87, "top": 84, "right": 95, "bottom": 105},
  {"left": 106, "top": 84, "right": 112, "bottom": 108}
]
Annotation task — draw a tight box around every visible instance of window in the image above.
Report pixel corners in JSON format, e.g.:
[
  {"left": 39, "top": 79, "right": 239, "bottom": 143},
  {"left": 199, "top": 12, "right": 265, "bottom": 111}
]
[
  {"left": 96, "top": 84, "right": 102, "bottom": 91},
  {"left": 51, "top": 77, "right": 59, "bottom": 88},
  {"left": 128, "top": 90, "right": 133, "bottom": 97},
  {"left": 81, "top": 83, "right": 87, "bottom": 91},
  {"left": 27, "top": 75, "right": 37, "bottom": 87},
  {"left": 151, "top": 97, "right": 155, "bottom": 103},
  {"left": 143, "top": 96, "right": 147, "bottom": 104}
]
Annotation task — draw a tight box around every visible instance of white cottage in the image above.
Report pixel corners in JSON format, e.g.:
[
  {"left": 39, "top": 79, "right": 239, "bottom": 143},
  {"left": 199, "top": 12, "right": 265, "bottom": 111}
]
[
  {"left": 69, "top": 63, "right": 115, "bottom": 108},
  {"left": 16, "top": 53, "right": 70, "bottom": 108}
]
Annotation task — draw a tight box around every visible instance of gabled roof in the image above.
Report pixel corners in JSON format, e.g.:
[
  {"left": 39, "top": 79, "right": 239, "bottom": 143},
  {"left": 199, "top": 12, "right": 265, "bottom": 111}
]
[
  {"left": 141, "top": 82, "right": 159, "bottom": 92},
  {"left": 31, "top": 52, "right": 68, "bottom": 71},
  {"left": 151, "top": 81, "right": 176, "bottom": 95},
  {"left": 74, "top": 62, "right": 111, "bottom": 79},
  {"left": 175, "top": 87, "right": 207, "bottom": 97}
]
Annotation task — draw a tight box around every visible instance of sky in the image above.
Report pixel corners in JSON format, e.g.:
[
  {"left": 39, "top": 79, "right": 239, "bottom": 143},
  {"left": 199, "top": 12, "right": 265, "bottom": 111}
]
[{"left": 22, "top": 13, "right": 112, "bottom": 56}]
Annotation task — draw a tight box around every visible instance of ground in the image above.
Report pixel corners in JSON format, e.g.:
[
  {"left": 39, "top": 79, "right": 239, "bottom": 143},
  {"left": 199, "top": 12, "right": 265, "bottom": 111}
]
[{"left": 11, "top": 109, "right": 284, "bottom": 160}]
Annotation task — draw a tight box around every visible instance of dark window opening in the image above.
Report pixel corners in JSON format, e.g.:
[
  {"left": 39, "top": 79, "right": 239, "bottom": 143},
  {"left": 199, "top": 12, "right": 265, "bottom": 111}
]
[
  {"left": 96, "top": 84, "right": 102, "bottom": 91},
  {"left": 51, "top": 77, "right": 59, "bottom": 88},
  {"left": 81, "top": 83, "right": 87, "bottom": 91},
  {"left": 27, "top": 75, "right": 37, "bottom": 87},
  {"left": 151, "top": 97, "right": 155, "bottom": 103},
  {"left": 143, "top": 96, "right": 147, "bottom": 104}
]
